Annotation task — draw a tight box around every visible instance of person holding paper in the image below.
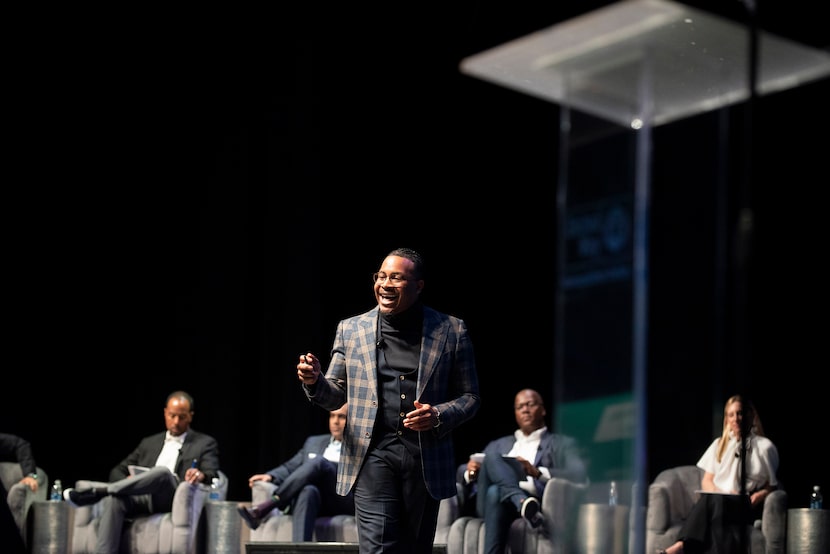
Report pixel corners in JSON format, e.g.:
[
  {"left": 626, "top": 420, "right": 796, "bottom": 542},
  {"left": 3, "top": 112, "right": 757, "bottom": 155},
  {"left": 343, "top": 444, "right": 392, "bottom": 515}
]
[
  {"left": 464, "top": 388, "right": 587, "bottom": 554},
  {"left": 658, "top": 395, "right": 779, "bottom": 554},
  {"left": 62, "top": 390, "right": 220, "bottom": 554},
  {"left": 455, "top": 452, "right": 483, "bottom": 517}
]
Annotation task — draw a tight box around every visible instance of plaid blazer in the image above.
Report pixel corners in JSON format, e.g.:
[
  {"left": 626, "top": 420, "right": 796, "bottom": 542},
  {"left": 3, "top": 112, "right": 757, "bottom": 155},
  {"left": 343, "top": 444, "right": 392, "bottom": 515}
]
[{"left": 305, "top": 305, "right": 480, "bottom": 499}]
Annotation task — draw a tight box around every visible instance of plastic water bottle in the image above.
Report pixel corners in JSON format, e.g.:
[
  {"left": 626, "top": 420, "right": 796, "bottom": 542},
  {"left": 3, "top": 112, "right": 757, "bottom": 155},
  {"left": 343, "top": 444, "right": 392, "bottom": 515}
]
[
  {"left": 50, "top": 479, "right": 63, "bottom": 501},
  {"left": 209, "top": 477, "right": 220, "bottom": 501},
  {"left": 809, "top": 485, "right": 823, "bottom": 509},
  {"left": 608, "top": 481, "right": 618, "bottom": 506}
]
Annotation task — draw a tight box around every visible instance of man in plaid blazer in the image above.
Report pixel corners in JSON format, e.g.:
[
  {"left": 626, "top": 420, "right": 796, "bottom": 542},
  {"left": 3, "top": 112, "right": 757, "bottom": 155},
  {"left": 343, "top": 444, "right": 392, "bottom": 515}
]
[{"left": 297, "top": 247, "right": 480, "bottom": 553}]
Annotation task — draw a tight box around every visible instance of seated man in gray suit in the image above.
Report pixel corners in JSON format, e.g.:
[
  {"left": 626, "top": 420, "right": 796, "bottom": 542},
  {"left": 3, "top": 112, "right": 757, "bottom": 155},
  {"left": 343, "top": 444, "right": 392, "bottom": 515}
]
[
  {"left": 238, "top": 403, "right": 354, "bottom": 541},
  {"left": 62, "top": 390, "right": 220, "bottom": 554}
]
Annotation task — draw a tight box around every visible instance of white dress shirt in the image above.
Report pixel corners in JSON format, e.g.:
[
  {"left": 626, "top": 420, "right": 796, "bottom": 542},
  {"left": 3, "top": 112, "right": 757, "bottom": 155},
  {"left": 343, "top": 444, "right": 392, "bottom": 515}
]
[
  {"left": 155, "top": 431, "right": 187, "bottom": 474},
  {"left": 508, "top": 426, "right": 547, "bottom": 494},
  {"left": 323, "top": 438, "right": 342, "bottom": 463}
]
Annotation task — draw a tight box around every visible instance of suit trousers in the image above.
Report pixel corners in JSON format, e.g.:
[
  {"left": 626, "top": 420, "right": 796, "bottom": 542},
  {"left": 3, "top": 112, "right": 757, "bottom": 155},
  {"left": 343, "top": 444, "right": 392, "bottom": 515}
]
[
  {"left": 353, "top": 437, "right": 439, "bottom": 553},
  {"left": 275, "top": 456, "right": 355, "bottom": 542},
  {"left": 481, "top": 453, "right": 533, "bottom": 554},
  {"left": 97, "top": 466, "right": 179, "bottom": 553}
]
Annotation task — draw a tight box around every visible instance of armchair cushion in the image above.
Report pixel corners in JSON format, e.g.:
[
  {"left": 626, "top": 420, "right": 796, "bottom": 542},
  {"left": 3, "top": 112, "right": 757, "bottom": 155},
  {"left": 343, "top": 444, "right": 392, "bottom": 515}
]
[{"left": 760, "top": 489, "right": 787, "bottom": 552}]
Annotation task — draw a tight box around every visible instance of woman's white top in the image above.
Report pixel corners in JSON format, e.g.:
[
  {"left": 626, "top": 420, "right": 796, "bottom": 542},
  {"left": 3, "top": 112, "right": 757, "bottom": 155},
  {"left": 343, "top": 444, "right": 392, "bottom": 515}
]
[{"left": 696, "top": 431, "right": 779, "bottom": 494}]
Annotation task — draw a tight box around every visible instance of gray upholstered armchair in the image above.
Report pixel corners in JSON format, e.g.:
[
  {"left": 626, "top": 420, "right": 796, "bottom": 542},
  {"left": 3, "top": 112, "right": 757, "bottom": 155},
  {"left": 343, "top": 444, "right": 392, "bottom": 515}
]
[
  {"left": 447, "top": 476, "right": 589, "bottom": 554},
  {"left": 70, "top": 470, "right": 228, "bottom": 554},
  {"left": 0, "top": 461, "right": 48, "bottom": 548},
  {"left": 646, "top": 465, "right": 787, "bottom": 554}
]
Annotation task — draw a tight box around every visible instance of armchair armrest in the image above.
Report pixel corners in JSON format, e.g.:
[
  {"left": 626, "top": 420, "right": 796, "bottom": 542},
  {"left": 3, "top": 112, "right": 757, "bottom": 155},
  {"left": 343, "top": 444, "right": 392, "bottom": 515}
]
[
  {"left": 541, "top": 477, "right": 588, "bottom": 541},
  {"left": 170, "top": 479, "right": 209, "bottom": 528},
  {"left": 2, "top": 462, "right": 48, "bottom": 542},
  {"left": 647, "top": 483, "right": 670, "bottom": 532},
  {"left": 760, "top": 489, "right": 787, "bottom": 551},
  {"left": 252, "top": 480, "right": 278, "bottom": 504},
  {"left": 6, "top": 481, "right": 33, "bottom": 538},
  {"left": 172, "top": 469, "right": 228, "bottom": 526}
]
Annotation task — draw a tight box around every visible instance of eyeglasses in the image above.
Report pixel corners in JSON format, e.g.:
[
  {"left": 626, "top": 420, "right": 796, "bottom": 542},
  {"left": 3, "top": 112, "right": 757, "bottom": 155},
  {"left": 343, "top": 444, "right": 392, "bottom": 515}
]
[
  {"left": 515, "top": 401, "right": 541, "bottom": 411},
  {"left": 372, "top": 272, "right": 409, "bottom": 286}
]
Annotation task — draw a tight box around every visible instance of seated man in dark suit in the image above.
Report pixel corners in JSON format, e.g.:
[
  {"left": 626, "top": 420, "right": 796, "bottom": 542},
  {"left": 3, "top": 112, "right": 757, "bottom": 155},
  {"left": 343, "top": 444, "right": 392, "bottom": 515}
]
[
  {"left": 460, "top": 388, "right": 588, "bottom": 554},
  {"left": 237, "top": 403, "right": 355, "bottom": 541},
  {"left": 62, "top": 390, "right": 220, "bottom": 554}
]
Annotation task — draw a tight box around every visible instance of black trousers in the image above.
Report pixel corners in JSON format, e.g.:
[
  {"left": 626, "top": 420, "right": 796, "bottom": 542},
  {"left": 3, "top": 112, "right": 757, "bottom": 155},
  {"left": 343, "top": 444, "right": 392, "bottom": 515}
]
[
  {"left": 353, "top": 437, "right": 440, "bottom": 554},
  {"left": 679, "top": 493, "right": 755, "bottom": 554}
]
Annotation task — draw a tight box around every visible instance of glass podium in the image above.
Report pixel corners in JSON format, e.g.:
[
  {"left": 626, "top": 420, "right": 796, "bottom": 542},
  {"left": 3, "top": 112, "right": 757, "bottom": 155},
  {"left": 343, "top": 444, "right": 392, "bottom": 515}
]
[{"left": 460, "top": 1, "right": 830, "bottom": 552}]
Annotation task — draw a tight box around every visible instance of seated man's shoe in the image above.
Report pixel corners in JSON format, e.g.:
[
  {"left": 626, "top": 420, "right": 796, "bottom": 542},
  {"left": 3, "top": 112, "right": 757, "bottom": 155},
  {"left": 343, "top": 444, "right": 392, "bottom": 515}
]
[
  {"left": 237, "top": 495, "right": 280, "bottom": 530},
  {"left": 520, "top": 496, "right": 543, "bottom": 528},
  {"left": 63, "top": 487, "right": 107, "bottom": 508},
  {"left": 237, "top": 504, "right": 264, "bottom": 530}
]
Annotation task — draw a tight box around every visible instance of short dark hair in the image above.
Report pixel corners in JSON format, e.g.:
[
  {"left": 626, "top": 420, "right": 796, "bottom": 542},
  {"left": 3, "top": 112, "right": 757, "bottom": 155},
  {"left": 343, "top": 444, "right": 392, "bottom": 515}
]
[
  {"left": 387, "top": 247, "right": 424, "bottom": 279},
  {"left": 167, "top": 390, "right": 195, "bottom": 411}
]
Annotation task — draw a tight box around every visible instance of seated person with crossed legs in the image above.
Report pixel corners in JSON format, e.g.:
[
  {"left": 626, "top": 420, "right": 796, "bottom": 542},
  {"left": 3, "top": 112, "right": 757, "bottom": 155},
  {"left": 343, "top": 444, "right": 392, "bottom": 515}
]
[
  {"left": 238, "top": 403, "right": 355, "bottom": 541},
  {"left": 462, "top": 388, "right": 588, "bottom": 554},
  {"left": 62, "top": 391, "right": 220, "bottom": 554}
]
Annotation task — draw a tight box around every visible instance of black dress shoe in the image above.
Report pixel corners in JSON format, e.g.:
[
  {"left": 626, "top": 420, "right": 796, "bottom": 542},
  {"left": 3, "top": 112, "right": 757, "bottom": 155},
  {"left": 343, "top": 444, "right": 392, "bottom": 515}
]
[
  {"left": 237, "top": 504, "right": 264, "bottom": 530},
  {"left": 238, "top": 494, "right": 281, "bottom": 530},
  {"left": 63, "top": 487, "right": 107, "bottom": 507}
]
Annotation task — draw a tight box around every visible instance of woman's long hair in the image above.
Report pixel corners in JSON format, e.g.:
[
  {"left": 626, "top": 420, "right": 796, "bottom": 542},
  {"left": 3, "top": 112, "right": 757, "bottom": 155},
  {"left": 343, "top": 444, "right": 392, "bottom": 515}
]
[{"left": 715, "top": 394, "right": 764, "bottom": 462}]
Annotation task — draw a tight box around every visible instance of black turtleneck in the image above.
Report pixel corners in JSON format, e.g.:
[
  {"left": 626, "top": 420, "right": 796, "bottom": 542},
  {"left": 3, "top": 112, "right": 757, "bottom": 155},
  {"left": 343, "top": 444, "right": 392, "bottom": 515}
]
[{"left": 375, "top": 303, "right": 424, "bottom": 453}]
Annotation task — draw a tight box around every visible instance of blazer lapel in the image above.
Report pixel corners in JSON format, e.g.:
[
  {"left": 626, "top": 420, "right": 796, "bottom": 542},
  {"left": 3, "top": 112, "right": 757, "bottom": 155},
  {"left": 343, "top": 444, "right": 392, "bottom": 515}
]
[
  {"left": 417, "top": 308, "right": 448, "bottom": 396},
  {"left": 536, "top": 432, "right": 553, "bottom": 466},
  {"left": 358, "top": 311, "right": 379, "bottom": 398}
]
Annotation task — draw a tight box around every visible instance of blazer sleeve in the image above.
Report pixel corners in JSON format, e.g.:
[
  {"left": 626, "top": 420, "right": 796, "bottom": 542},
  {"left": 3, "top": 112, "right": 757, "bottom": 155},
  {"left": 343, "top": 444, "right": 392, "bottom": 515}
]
[
  {"left": 178, "top": 430, "right": 220, "bottom": 482},
  {"left": 267, "top": 435, "right": 327, "bottom": 485},
  {"left": 0, "top": 433, "right": 38, "bottom": 476}
]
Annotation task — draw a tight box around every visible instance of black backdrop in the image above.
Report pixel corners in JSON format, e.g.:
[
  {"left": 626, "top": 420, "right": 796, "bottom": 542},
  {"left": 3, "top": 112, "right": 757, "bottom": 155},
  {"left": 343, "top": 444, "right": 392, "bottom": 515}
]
[{"left": 5, "top": 1, "right": 828, "bottom": 509}]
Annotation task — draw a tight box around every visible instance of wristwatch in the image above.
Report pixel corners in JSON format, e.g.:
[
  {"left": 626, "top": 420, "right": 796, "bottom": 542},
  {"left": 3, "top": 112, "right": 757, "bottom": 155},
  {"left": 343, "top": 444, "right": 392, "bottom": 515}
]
[
  {"left": 432, "top": 407, "right": 442, "bottom": 428},
  {"left": 26, "top": 472, "right": 38, "bottom": 480}
]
